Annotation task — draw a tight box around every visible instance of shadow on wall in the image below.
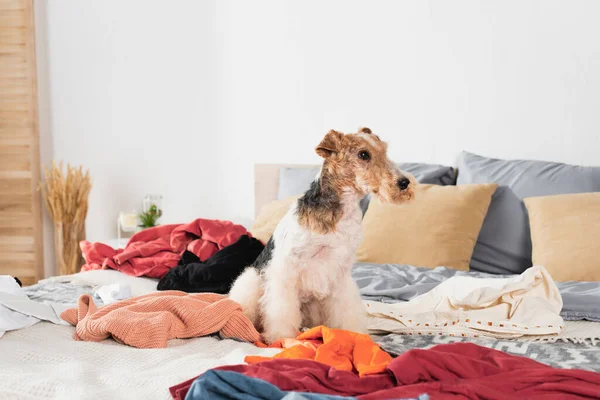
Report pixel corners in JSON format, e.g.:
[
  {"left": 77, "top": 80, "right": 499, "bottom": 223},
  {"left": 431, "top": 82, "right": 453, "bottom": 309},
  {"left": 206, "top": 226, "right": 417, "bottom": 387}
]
[{"left": 34, "top": 1, "right": 56, "bottom": 278}]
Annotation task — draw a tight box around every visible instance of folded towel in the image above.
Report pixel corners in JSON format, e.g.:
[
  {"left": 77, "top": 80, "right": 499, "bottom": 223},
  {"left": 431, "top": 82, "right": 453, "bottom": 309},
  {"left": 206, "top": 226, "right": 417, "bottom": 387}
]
[
  {"left": 61, "top": 291, "right": 260, "bottom": 348},
  {"left": 248, "top": 326, "right": 392, "bottom": 377},
  {"left": 365, "top": 265, "right": 564, "bottom": 339}
]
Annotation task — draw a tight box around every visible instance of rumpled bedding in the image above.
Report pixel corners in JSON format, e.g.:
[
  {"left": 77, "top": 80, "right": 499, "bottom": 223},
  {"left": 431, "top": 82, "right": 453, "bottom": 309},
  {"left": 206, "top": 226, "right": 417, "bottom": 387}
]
[
  {"left": 170, "top": 343, "right": 600, "bottom": 400},
  {"left": 365, "top": 266, "right": 564, "bottom": 339},
  {"left": 183, "top": 370, "right": 428, "bottom": 400},
  {"left": 80, "top": 219, "right": 249, "bottom": 279},
  {"left": 377, "top": 332, "right": 600, "bottom": 372},
  {"left": 24, "top": 281, "right": 103, "bottom": 305},
  {"left": 0, "top": 276, "right": 71, "bottom": 338},
  {"left": 353, "top": 262, "right": 600, "bottom": 322},
  {"left": 5, "top": 259, "right": 600, "bottom": 399}
]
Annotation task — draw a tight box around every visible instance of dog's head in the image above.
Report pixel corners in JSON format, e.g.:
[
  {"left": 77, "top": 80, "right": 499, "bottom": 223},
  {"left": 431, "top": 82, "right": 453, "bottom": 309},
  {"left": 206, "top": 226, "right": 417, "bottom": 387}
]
[{"left": 315, "top": 127, "right": 416, "bottom": 204}]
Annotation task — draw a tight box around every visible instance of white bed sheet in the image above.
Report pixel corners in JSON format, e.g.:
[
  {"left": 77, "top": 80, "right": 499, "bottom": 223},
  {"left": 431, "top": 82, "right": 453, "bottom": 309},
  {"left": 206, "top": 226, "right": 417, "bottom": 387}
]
[
  {"left": 0, "top": 322, "right": 279, "bottom": 400},
  {"left": 2, "top": 270, "right": 279, "bottom": 400}
]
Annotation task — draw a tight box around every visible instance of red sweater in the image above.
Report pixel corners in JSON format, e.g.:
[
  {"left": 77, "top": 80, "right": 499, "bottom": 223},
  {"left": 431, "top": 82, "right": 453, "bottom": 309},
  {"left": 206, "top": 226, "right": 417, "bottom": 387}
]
[{"left": 80, "top": 219, "right": 249, "bottom": 279}]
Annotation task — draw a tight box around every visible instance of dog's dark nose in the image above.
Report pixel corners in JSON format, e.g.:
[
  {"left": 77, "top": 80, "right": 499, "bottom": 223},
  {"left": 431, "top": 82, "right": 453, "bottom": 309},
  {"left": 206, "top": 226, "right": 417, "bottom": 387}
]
[{"left": 397, "top": 178, "right": 410, "bottom": 190}]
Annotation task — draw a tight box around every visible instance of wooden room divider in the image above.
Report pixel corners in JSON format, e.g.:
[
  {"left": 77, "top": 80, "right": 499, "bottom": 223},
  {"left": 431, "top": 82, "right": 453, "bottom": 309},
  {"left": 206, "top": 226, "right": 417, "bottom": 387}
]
[{"left": 0, "top": 0, "right": 44, "bottom": 285}]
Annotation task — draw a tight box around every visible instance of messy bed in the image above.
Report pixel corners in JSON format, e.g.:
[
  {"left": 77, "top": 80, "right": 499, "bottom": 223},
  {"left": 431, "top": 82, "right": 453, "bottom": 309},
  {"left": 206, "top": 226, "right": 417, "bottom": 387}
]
[{"left": 2, "top": 153, "right": 600, "bottom": 399}]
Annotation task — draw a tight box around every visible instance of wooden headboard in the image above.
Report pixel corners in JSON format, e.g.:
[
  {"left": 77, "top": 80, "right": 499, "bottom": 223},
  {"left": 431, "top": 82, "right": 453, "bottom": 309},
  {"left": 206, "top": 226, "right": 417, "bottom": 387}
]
[{"left": 254, "top": 164, "right": 316, "bottom": 217}]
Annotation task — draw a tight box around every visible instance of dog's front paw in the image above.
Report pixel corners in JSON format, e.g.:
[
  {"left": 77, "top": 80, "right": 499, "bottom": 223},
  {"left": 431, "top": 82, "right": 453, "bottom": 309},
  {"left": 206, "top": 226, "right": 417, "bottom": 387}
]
[
  {"left": 329, "top": 312, "right": 368, "bottom": 334},
  {"left": 262, "top": 327, "right": 301, "bottom": 344}
]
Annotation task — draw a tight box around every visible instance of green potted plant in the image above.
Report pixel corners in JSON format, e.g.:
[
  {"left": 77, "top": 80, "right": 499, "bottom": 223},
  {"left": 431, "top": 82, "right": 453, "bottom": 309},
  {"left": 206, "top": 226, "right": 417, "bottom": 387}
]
[{"left": 138, "top": 195, "right": 163, "bottom": 228}]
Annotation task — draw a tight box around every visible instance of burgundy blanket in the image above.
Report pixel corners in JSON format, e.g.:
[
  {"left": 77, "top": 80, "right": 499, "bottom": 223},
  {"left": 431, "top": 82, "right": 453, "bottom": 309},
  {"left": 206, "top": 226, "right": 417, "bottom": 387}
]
[
  {"left": 80, "top": 219, "right": 249, "bottom": 279},
  {"left": 170, "top": 343, "right": 600, "bottom": 400}
]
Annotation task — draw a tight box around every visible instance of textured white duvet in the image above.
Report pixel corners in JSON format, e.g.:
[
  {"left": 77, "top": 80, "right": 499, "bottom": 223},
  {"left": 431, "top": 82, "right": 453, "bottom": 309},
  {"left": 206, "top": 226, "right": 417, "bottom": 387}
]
[{"left": 0, "top": 322, "right": 279, "bottom": 400}]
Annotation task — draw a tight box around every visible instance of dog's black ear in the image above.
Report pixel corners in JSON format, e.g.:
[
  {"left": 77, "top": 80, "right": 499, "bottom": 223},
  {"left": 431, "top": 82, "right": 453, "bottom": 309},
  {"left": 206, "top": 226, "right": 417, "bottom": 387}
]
[{"left": 316, "top": 130, "right": 343, "bottom": 158}]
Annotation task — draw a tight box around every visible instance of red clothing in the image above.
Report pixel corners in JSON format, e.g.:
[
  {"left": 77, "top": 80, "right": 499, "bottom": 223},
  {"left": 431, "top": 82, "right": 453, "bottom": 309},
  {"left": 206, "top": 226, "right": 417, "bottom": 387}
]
[
  {"left": 170, "top": 343, "right": 600, "bottom": 400},
  {"left": 80, "top": 219, "right": 249, "bottom": 279}
]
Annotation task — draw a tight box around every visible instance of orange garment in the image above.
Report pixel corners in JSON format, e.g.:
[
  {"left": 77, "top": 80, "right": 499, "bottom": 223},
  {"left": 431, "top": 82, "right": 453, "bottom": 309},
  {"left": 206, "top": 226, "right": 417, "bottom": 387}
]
[
  {"left": 61, "top": 291, "right": 261, "bottom": 348},
  {"left": 247, "top": 326, "right": 392, "bottom": 377}
]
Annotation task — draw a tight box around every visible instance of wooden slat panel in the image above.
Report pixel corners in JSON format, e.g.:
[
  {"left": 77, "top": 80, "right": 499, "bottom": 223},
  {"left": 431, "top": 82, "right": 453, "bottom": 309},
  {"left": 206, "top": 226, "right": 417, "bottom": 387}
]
[
  {"left": 0, "top": 28, "right": 26, "bottom": 43},
  {"left": 0, "top": 137, "right": 31, "bottom": 146},
  {"left": 0, "top": 9, "right": 25, "bottom": 27},
  {"left": 0, "top": 263, "right": 36, "bottom": 278},
  {"left": 0, "top": 170, "right": 31, "bottom": 179},
  {"left": 0, "top": 0, "right": 43, "bottom": 284},
  {"left": 0, "top": 143, "right": 30, "bottom": 154},
  {"left": 0, "top": 53, "right": 26, "bottom": 63},
  {"left": 0, "top": 102, "right": 29, "bottom": 111},
  {"left": 0, "top": 194, "right": 34, "bottom": 213},
  {"left": 0, "top": 178, "right": 33, "bottom": 195},
  {"left": 0, "top": 154, "right": 31, "bottom": 171},
  {"left": 0, "top": 211, "right": 34, "bottom": 228},
  {"left": 0, "top": 236, "right": 34, "bottom": 253},
  {"left": 0, "top": 85, "right": 29, "bottom": 96},
  {"left": 0, "top": 0, "right": 25, "bottom": 11},
  {"left": 0, "top": 226, "right": 34, "bottom": 237},
  {"left": 0, "top": 67, "right": 28, "bottom": 78},
  {"left": 0, "top": 109, "right": 28, "bottom": 122},
  {"left": 0, "top": 251, "right": 35, "bottom": 261},
  {"left": 0, "top": 43, "right": 26, "bottom": 53},
  {"left": 0, "top": 126, "right": 35, "bottom": 136},
  {"left": 1, "top": 93, "right": 28, "bottom": 102}
]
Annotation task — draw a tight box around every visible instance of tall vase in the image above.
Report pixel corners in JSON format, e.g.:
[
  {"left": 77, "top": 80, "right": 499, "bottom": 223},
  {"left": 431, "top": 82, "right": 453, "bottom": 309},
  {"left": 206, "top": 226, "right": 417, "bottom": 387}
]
[
  {"left": 40, "top": 162, "right": 92, "bottom": 277},
  {"left": 53, "top": 221, "right": 86, "bottom": 276}
]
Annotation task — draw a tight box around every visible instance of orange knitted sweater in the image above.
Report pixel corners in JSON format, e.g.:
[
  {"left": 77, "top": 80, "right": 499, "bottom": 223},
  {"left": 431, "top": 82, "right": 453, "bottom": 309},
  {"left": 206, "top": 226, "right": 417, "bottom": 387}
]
[{"left": 61, "top": 291, "right": 261, "bottom": 348}]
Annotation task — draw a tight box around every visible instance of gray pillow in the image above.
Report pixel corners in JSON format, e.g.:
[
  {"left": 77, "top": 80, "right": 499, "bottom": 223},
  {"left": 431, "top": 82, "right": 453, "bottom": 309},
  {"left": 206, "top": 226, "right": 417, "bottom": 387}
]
[
  {"left": 278, "top": 163, "right": 456, "bottom": 214},
  {"left": 456, "top": 151, "right": 600, "bottom": 275},
  {"left": 277, "top": 167, "right": 321, "bottom": 200}
]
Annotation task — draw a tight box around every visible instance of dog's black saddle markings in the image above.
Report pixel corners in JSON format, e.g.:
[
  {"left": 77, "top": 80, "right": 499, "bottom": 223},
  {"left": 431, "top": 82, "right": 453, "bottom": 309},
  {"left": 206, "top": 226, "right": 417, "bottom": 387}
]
[{"left": 252, "top": 236, "right": 275, "bottom": 271}]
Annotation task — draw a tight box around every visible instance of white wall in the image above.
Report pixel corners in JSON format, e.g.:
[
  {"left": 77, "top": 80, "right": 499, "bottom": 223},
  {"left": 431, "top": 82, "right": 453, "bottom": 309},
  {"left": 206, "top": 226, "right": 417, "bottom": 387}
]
[{"left": 37, "top": 0, "right": 600, "bottom": 276}]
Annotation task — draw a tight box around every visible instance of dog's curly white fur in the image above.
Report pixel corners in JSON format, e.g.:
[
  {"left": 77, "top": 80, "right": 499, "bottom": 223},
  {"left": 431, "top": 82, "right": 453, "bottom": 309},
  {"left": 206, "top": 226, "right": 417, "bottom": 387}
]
[{"left": 229, "top": 128, "right": 415, "bottom": 344}]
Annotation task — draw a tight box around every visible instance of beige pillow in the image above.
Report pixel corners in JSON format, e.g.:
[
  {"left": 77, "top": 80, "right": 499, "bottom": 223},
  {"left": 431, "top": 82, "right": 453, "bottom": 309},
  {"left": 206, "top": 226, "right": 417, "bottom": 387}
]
[
  {"left": 525, "top": 192, "right": 600, "bottom": 282},
  {"left": 250, "top": 196, "right": 299, "bottom": 243},
  {"left": 356, "top": 184, "right": 497, "bottom": 271}
]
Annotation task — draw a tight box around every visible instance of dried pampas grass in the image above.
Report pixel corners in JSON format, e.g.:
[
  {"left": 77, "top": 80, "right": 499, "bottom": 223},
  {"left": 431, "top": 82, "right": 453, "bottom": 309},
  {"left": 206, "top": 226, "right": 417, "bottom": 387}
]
[{"left": 40, "top": 162, "right": 92, "bottom": 276}]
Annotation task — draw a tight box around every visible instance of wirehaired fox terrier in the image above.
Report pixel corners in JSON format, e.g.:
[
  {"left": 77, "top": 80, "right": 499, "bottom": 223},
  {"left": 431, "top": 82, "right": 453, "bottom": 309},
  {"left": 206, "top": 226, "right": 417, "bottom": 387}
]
[{"left": 229, "top": 127, "right": 416, "bottom": 343}]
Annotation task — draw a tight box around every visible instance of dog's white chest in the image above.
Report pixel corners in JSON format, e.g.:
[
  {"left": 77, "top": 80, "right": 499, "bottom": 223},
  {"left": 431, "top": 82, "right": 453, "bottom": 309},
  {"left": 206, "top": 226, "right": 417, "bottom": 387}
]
[{"left": 272, "top": 201, "right": 363, "bottom": 301}]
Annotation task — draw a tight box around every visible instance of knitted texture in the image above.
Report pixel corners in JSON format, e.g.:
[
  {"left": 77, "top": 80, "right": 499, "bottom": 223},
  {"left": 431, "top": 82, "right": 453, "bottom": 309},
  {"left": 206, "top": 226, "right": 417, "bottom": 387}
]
[{"left": 61, "top": 291, "right": 260, "bottom": 348}]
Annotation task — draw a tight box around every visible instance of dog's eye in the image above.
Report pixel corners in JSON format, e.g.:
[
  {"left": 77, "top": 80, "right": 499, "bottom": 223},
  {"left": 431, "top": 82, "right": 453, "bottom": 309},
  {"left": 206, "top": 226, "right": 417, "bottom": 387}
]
[{"left": 358, "top": 151, "right": 371, "bottom": 161}]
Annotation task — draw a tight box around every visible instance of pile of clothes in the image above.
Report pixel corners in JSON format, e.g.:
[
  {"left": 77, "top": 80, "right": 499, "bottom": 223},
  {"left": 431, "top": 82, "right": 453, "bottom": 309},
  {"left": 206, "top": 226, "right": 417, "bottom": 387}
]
[
  {"left": 169, "top": 327, "right": 600, "bottom": 400},
  {"left": 81, "top": 218, "right": 265, "bottom": 293}
]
